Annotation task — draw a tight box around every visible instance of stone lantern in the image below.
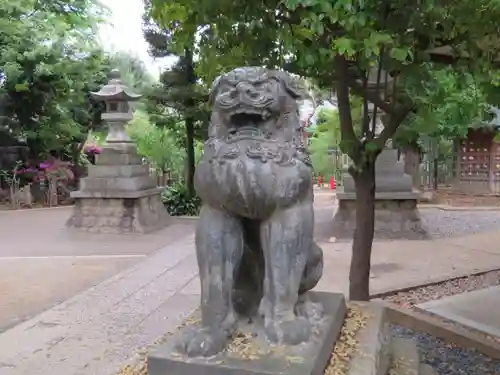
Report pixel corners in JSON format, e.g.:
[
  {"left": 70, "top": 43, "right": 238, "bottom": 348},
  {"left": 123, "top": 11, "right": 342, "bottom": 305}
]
[
  {"left": 91, "top": 70, "right": 140, "bottom": 150},
  {"left": 332, "top": 66, "right": 428, "bottom": 240},
  {"left": 66, "top": 70, "right": 169, "bottom": 234}
]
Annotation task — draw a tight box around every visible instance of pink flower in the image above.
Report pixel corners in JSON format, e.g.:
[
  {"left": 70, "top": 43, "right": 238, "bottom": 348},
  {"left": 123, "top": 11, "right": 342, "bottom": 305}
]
[
  {"left": 84, "top": 144, "right": 101, "bottom": 154},
  {"left": 39, "top": 162, "right": 52, "bottom": 169}
]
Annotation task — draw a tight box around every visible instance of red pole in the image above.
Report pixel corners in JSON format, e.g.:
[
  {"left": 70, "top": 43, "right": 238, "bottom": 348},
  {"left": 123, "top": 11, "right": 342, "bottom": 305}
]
[{"left": 329, "top": 176, "right": 336, "bottom": 190}]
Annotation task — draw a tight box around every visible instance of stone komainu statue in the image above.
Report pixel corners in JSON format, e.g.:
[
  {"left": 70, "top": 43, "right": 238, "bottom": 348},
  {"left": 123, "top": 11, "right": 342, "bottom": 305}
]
[{"left": 177, "top": 67, "right": 324, "bottom": 357}]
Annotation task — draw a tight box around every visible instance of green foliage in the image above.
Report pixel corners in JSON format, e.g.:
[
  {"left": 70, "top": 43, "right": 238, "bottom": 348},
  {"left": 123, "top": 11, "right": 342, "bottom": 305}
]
[
  {"left": 126, "top": 109, "right": 185, "bottom": 179},
  {"left": 309, "top": 108, "right": 340, "bottom": 177},
  {"left": 0, "top": 0, "right": 110, "bottom": 157},
  {"left": 149, "top": 0, "right": 500, "bottom": 153},
  {"left": 161, "top": 181, "right": 202, "bottom": 216},
  {"left": 395, "top": 64, "right": 491, "bottom": 147}
]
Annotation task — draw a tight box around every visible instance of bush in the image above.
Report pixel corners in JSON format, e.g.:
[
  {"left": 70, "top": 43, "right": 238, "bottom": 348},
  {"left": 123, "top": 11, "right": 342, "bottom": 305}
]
[{"left": 161, "top": 182, "right": 202, "bottom": 216}]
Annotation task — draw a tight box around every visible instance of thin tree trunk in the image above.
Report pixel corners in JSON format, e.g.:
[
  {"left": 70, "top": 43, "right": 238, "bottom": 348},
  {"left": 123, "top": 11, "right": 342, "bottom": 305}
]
[
  {"left": 185, "top": 117, "right": 195, "bottom": 197},
  {"left": 433, "top": 157, "right": 439, "bottom": 190},
  {"left": 184, "top": 47, "right": 196, "bottom": 198},
  {"left": 349, "top": 160, "right": 376, "bottom": 301}
]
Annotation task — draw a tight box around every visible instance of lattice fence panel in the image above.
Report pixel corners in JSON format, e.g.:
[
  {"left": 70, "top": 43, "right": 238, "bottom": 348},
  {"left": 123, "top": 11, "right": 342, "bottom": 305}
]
[{"left": 459, "top": 132, "right": 491, "bottom": 184}]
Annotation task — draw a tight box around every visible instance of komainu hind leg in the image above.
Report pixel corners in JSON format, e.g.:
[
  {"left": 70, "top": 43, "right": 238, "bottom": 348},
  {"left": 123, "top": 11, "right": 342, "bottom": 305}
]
[
  {"left": 295, "top": 241, "right": 324, "bottom": 321},
  {"left": 176, "top": 205, "right": 244, "bottom": 357},
  {"left": 259, "top": 202, "right": 314, "bottom": 345}
]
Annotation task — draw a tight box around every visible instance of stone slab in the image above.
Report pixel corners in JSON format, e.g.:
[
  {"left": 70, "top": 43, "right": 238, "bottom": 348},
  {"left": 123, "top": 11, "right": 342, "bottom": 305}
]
[
  {"left": 332, "top": 193, "right": 428, "bottom": 240},
  {"left": 70, "top": 187, "right": 163, "bottom": 199},
  {"left": 336, "top": 190, "right": 420, "bottom": 201},
  {"left": 95, "top": 152, "right": 143, "bottom": 166},
  {"left": 79, "top": 175, "right": 156, "bottom": 192},
  {"left": 66, "top": 193, "right": 170, "bottom": 234},
  {"left": 148, "top": 292, "right": 347, "bottom": 375},
  {"left": 389, "top": 337, "right": 419, "bottom": 375},
  {"left": 348, "top": 302, "right": 392, "bottom": 375},
  {"left": 418, "top": 286, "right": 500, "bottom": 338},
  {"left": 87, "top": 164, "right": 149, "bottom": 178}
]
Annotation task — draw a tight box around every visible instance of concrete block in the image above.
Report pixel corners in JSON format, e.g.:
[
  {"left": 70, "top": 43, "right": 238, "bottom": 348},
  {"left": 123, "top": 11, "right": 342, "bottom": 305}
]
[
  {"left": 147, "top": 292, "right": 347, "bottom": 375},
  {"left": 348, "top": 302, "right": 392, "bottom": 375},
  {"left": 389, "top": 337, "right": 420, "bottom": 375}
]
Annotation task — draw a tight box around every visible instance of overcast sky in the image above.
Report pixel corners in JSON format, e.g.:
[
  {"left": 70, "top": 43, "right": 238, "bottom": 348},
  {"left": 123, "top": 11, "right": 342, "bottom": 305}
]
[
  {"left": 94, "top": 0, "right": 321, "bottom": 121},
  {"left": 98, "top": 0, "right": 174, "bottom": 78}
]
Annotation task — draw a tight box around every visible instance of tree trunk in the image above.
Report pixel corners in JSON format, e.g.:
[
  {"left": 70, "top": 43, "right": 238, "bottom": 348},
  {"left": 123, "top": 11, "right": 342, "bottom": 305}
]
[
  {"left": 402, "top": 144, "right": 421, "bottom": 189},
  {"left": 349, "top": 160, "right": 376, "bottom": 301},
  {"left": 184, "top": 47, "right": 196, "bottom": 198},
  {"left": 185, "top": 117, "right": 195, "bottom": 197},
  {"left": 433, "top": 157, "right": 439, "bottom": 190}
]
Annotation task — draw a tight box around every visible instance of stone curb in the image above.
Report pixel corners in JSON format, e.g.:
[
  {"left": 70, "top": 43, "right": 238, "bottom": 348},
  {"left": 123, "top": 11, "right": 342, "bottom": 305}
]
[
  {"left": 383, "top": 302, "right": 500, "bottom": 360},
  {"left": 348, "top": 302, "right": 391, "bottom": 375},
  {"left": 419, "top": 204, "right": 500, "bottom": 211},
  {"left": 369, "top": 265, "right": 500, "bottom": 299},
  {"left": 0, "top": 205, "right": 72, "bottom": 213}
]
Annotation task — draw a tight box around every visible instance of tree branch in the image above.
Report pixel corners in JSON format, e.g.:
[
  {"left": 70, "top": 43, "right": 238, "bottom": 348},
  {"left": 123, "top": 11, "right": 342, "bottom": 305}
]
[
  {"left": 335, "top": 55, "right": 361, "bottom": 162},
  {"left": 347, "top": 77, "right": 395, "bottom": 115},
  {"left": 376, "top": 105, "right": 414, "bottom": 146}
]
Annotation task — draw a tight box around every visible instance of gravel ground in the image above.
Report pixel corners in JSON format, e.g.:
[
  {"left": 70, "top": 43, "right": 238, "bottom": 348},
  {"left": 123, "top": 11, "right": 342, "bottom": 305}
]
[
  {"left": 381, "top": 270, "right": 500, "bottom": 308},
  {"left": 380, "top": 270, "right": 500, "bottom": 346},
  {"left": 391, "top": 324, "right": 500, "bottom": 375},
  {"left": 420, "top": 208, "right": 500, "bottom": 239}
]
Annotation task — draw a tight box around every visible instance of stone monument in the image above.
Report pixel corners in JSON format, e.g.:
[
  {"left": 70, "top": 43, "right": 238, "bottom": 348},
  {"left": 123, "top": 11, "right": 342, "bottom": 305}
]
[
  {"left": 332, "top": 69, "right": 427, "bottom": 240},
  {"left": 66, "top": 70, "right": 169, "bottom": 234},
  {"left": 148, "top": 67, "right": 346, "bottom": 375}
]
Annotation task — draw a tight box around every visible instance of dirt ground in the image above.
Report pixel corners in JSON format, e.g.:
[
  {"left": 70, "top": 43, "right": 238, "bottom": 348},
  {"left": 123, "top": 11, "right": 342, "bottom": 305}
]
[{"left": 423, "top": 187, "right": 500, "bottom": 207}]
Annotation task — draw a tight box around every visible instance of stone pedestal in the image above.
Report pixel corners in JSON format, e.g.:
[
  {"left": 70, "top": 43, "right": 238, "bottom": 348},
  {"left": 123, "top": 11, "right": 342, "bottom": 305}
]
[
  {"left": 66, "top": 147, "right": 169, "bottom": 234},
  {"left": 332, "top": 190, "right": 428, "bottom": 240},
  {"left": 148, "top": 292, "right": 346, "bottom": 375},
  {"left": 332, "top": 149, "right": 428, "bottom": 240}
]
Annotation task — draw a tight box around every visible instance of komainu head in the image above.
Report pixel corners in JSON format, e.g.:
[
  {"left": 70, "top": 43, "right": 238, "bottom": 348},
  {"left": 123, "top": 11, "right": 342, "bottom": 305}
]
[{"left": 209, "top": 67, "right": 304, "bottom": 139}]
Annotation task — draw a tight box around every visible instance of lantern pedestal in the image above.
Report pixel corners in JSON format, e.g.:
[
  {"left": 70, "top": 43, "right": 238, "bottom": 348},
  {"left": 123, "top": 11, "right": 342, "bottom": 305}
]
[
  {"left": 67, "top": 147, "right": 170, "bottom": 234},
  {"left": 66, "top": 70, "right": 169, "bottom": 234}
]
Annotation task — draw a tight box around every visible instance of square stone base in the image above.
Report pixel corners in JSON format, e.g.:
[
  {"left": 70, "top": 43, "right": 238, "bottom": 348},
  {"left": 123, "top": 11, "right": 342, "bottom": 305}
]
[
  {"left": 332, "top": 193, "right": 429, "bottom": 240},
  {"left": 147, "top": 292, "right": 346, "bottom": 375},
  {"left": 66, "top": 193, "right": 169, "bottom": 234}
]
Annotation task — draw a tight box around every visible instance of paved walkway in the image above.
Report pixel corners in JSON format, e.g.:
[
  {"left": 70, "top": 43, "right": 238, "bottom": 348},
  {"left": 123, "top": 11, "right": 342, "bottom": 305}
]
[
  {"left": 0, "top": 207, "right": 196, "bottom": 333},
  {"left": 1, "top": 227, "right": 500, "bottom": 375},
  {"left": 418, "top": 286, "right": 500, "bottom": 339}
]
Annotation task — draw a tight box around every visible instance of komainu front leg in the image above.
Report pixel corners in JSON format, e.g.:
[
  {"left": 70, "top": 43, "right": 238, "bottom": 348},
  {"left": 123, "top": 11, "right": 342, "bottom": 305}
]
[
  {"left": 176, "top": 205, "right": 244, "bottom": 357},
  {"left": 260, "top": 202, "right": 314, "bottom": 345}
]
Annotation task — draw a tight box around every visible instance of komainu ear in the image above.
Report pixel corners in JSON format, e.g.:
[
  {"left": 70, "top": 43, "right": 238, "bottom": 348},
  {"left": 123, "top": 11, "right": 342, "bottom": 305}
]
[
  {"left": 209, "top": 75, "right": 222, "bottom": 106},
  {"left": 274, "top": 71, "right": 306, "bottom": 100}
]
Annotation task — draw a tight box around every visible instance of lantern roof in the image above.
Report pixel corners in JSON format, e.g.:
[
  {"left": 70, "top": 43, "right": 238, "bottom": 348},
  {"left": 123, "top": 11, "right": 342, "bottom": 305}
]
[{"left": 90, "top": 70, "right": 142, "bottom": 102}]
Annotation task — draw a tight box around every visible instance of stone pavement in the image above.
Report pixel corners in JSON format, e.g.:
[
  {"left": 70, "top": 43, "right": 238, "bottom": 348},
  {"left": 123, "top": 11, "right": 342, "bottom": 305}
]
[
  {"left": 418, "top": 286, "right": 500, "bottom": 339},
  {"left": 0, "top": 207, "right": 196, "bottom": 333},
  {"left": 1, "top": 228, "right": 500, "bottom": 375}
]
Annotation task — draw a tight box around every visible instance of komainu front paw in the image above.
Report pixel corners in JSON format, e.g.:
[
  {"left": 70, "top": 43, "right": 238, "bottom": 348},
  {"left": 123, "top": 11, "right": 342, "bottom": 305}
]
[
  {"left": 295, "top": 296, "right": 324, "bottom": 321},
  {"left": 175, "top": 327, "right": 229, "bottom": 357},
  {"left": 265, "top": 316, "right": 312, "bottom": 345}
]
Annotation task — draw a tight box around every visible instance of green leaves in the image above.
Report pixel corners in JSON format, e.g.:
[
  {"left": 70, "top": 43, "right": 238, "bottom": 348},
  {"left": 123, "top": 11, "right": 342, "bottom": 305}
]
[
  {"left": 333, "top": 37, "right": 355, "bottom": 57},
  {"left": 389, "top": 47, "right": 412, "bottom": 63},
  {"left": 0, "top": 0, "right": 110, "bottom": 155}
]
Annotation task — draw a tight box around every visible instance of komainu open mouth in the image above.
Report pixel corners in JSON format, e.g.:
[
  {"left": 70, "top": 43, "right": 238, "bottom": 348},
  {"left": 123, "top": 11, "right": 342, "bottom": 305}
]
[
  {"left": 229, "top": 109, "right": 270, "bottom": 128},
  {"left": 230, "top": 113, "right": 264, "bottom": 127}
]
